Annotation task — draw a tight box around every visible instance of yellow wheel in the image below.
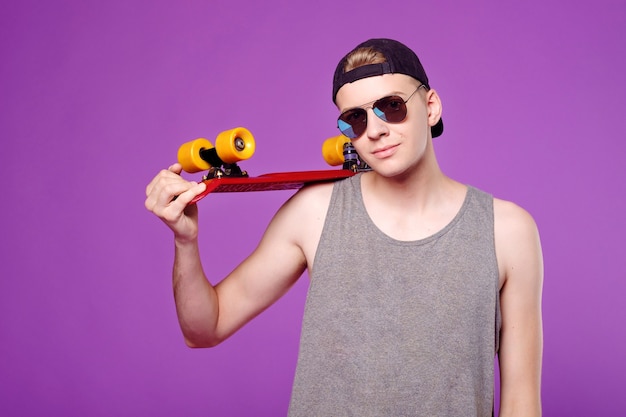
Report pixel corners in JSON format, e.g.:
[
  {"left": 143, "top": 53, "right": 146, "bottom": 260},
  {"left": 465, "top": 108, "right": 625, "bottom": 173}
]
[
  {"left": 177, "top": 138, "right": 214, "bottom": 173},
  {"left": 215, "top": 127, "right": 255, "bottom": 164},
  {"left": 322, "top": 135, "right": 351, "bottom": 166}
]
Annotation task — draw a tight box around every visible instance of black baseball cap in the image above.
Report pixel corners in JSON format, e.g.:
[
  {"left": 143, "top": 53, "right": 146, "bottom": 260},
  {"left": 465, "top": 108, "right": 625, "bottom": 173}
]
[{"left": 332, "top": 38, "right": 443, "bottom": 138}]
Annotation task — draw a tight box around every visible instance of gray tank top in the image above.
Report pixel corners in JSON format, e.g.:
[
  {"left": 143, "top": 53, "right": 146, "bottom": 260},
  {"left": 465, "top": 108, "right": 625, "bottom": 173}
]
[{"left": 289, "top": 174, "right": 501, "bottom": 417}]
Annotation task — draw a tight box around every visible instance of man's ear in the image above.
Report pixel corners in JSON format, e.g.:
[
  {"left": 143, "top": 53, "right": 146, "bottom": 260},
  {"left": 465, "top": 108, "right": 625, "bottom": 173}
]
[{"left": 426, "top": 89, "right": 442, "bottom": 128}]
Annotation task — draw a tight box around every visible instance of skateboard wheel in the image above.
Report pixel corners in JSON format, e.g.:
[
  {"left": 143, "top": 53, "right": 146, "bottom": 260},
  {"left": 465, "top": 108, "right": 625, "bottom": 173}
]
[
  {"left": 322, "top": 135, "right": 351, "bottom": 166},
  {"left": 215, "top": 127, "right": 255, "bottom": 164},
  {"left": 178, "top": 138, "right": 214, "bottom": 173}
]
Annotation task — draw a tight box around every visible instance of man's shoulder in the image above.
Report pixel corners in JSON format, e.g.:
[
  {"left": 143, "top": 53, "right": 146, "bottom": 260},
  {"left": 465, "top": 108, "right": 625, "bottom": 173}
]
[
  {"left": 492, "top": 197, "right": 541, "bottom": 265},
  {"left": 273, "top": 181, "right": 335, "bottom": 235},
  {"left": 492, "top": 197, "right": 537, "bottom": 231},
  {"left": 290, "top": 180, "right": 336, "bottom": 210}
]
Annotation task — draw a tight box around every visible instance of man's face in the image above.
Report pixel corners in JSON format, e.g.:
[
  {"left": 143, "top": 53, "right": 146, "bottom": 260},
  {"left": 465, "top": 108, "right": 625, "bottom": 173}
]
[{"left": 335, "top": 73, "right": 441, "bottom": 178}]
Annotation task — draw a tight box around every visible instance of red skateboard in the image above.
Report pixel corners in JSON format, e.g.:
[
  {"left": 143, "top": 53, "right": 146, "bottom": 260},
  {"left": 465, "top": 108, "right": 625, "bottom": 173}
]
[{"left": 177, "top": 127, "right": 369, "bottom": 203}]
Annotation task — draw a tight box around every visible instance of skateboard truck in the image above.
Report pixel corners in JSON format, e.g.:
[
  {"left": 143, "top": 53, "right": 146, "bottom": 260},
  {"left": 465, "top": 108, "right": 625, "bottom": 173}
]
[
  {"left": 322, "top": 134, "right": 370, "bottom": 172},
  {"left": 203, "top": 163, "right": 247, "bottom": 181},
  {"left": 341, "top": 140, "right": 370, "bottom": 173},
  {"left": 177, "top": 127, "right": 256, "bottom": 179},
  {"left": 193, "top": 135, "right": 250, "bottom": 180}
]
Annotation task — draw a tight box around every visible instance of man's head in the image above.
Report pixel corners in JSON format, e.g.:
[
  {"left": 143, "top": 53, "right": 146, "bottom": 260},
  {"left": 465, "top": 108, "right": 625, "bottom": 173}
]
[{"left": 332, "top": 39, "right": 443, "bottom": 139}]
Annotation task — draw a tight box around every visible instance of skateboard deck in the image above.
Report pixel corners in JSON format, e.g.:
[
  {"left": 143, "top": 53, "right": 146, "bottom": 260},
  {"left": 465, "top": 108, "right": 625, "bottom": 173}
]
[
  {"left": 190, "top": 169, "right": 355, "bottom": 203},
  {"left": 177, "top": 127, "right": 366, "bottom": 203}
]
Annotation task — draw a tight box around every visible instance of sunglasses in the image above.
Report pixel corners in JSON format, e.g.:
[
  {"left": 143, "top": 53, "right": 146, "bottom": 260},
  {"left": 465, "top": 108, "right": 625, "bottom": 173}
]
[{"left": 337, "top": 85, "right": 426, "bottom": 139}]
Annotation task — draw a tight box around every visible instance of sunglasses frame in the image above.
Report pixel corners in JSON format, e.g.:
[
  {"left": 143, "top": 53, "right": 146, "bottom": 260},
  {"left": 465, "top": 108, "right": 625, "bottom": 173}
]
[{"left": 337, "top": 84, "right": 426, "bottom": 139}]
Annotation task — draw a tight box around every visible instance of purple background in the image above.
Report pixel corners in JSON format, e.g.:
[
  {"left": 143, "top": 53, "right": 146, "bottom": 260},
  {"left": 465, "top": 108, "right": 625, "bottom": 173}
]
[{"left": 1, "top": 1, "right": 625, "bottom": 416}]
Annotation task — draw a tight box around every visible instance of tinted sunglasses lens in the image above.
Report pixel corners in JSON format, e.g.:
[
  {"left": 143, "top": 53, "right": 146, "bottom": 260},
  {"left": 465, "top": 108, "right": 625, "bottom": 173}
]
[
  {"left": 373, "top": 96, "right": 407, "bottom": 123},
  {"left": 338, "top": 108, "right": 367, "bottom": 139}
]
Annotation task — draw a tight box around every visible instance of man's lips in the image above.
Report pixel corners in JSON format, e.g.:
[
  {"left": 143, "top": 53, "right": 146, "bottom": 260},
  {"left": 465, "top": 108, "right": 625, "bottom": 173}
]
[{"left": 372, "top": 144, "right": 399, "bottom": 159}]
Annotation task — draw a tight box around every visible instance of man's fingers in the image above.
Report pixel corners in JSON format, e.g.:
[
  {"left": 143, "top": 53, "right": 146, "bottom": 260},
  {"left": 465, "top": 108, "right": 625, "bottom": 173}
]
[
  {"left": 168, "top": 163, "right": 183, "bottom": 175},
  {"left": 166, "top": 182, "right": 206, "bottom": 211}
]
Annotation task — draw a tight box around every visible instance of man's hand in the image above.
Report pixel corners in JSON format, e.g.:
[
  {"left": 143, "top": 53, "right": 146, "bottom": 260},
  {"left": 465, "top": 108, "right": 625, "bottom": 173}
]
[{"left": 145, "top": 163, "right": 207, "bottom": 242}]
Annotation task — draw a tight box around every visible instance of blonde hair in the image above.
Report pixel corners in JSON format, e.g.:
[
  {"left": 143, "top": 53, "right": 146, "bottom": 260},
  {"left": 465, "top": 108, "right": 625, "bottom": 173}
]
[{"left": 343, "top": 47, "right": 387, "bottom": 72}]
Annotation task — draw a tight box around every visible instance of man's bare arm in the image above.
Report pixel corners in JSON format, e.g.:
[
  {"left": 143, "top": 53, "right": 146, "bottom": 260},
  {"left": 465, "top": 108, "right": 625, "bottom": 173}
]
[
  {"left": 495, "top": 199, "right": 544, "bottom": 417},
  {"left": 146, "top": 165, "right": 328, "bottom": 347}
]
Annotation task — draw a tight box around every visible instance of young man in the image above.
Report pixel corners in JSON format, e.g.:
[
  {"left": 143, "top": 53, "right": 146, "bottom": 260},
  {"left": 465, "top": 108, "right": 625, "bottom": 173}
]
[{"left": 145, "top": 39, "right": 543, "bottom": 416}]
